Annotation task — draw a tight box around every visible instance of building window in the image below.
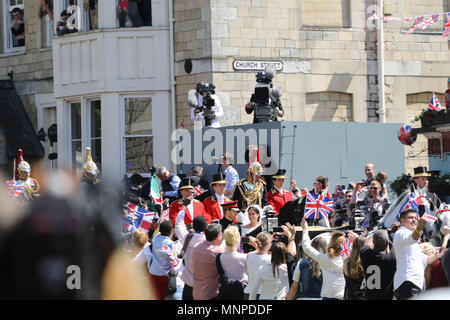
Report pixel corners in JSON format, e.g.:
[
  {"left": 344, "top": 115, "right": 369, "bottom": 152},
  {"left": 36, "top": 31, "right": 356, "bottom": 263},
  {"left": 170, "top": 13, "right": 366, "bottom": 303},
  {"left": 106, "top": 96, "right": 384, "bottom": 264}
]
[
  {"left": 2, "top": 0, "right": 25, "bottom": 52},
  {"left": 123, "top": 98, "right": 153, "bottom": 174},
  {"left": 90, "top": 100, "right": 102, "bottom": 171},
  {"left": 71, "top": 102, "right": 82, "bottom": 173},
  {"left": 69, "top": 99, "right": 102, "bottom": 174},
  {"left": 117, "top": 0, "right": 152, "bottom": 28}
]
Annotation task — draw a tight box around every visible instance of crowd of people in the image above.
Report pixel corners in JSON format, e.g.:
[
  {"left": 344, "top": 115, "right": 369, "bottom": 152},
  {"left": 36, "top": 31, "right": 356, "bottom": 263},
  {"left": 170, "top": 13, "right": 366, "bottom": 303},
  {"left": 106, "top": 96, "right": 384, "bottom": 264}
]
[
  {"left": 119, "top": 147, "right": 450, "bottom": 300},
  {"left": 3, "top": 146, "right": 450, "bottom": 300}
]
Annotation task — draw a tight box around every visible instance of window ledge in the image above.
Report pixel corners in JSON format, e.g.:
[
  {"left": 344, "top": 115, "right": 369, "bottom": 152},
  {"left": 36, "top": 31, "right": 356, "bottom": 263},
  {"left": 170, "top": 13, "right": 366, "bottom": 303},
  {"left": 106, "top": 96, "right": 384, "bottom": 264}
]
[
  {"left": 0, "top": 48, "right": 26, "bottom": 58},
  {"left": 38, "top": 47, "right": 53, "bottom": 53}
]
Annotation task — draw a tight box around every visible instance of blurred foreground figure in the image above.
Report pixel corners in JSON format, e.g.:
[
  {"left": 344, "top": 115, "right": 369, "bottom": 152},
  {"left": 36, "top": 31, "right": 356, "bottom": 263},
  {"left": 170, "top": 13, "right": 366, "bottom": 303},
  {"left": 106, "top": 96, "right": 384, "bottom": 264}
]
[{"left": 0, "top": 169, "right": 151, "bottom": 299}]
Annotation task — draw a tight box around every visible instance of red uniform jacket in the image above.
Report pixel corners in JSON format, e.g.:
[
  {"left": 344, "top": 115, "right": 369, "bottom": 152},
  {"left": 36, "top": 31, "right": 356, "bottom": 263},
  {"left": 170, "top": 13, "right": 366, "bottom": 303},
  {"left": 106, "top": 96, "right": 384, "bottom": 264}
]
[
  {"left": 267, "top": 188, "right": 294, "bottom": 214},
  {"left": 169, "top": 199, "right": 210, "bottom": 225},
  {"left": 203, "top": 194, "right": 231, "bottom": 221}
]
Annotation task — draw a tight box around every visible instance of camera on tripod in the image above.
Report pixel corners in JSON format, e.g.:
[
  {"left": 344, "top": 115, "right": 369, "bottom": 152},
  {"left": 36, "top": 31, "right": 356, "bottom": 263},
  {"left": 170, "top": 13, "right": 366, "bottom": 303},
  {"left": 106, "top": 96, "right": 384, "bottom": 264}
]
[
  {"left": 249, "top": 67, "right": 283, "bottom": 123},
  {"left": 188, "top": 82, "right": 217, "bottom": 127}
]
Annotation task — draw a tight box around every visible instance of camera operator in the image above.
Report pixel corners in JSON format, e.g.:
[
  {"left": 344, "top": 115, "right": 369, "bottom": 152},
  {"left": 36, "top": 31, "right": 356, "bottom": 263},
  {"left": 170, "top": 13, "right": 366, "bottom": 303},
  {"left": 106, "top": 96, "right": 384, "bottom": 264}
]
[
  {"left": 245, "top": 67, "right": 284, "bottom": 124},
  {"left": 189, "top": 81, "right": 223, "bottom": 128}
]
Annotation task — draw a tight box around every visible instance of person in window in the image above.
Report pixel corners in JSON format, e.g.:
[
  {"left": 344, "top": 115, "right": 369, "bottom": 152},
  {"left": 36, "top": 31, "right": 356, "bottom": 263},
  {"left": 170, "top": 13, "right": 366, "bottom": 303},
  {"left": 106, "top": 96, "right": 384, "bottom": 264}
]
[
  {"left": 38, "top": 0, "right": 54, "bottom": 21},
  {"left": 10, "top": 8, "right": 25, "bottom": 47},
  {"left": 83, "top": 0, "right": 98, "bottom": 30},
  {"left": 56, "top": 10, "right": 78, "bottom": 36},
  {"left": 117, "top": 0, "right": 143, "bottom": 28}
]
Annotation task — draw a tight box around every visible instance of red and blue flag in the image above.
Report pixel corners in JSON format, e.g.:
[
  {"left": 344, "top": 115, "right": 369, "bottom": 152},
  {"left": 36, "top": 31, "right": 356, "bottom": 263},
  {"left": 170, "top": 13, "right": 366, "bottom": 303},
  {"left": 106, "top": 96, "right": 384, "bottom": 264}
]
[{"left": 304, "top": 193, "right": 333, "bottom": 221}]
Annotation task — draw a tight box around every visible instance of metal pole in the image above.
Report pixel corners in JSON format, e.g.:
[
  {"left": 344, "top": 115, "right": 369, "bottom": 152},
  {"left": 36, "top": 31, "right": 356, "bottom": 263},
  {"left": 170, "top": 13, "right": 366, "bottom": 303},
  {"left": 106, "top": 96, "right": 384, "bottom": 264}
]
[{"left": 377, "top": 0, "right": 386, "bottom": 123}]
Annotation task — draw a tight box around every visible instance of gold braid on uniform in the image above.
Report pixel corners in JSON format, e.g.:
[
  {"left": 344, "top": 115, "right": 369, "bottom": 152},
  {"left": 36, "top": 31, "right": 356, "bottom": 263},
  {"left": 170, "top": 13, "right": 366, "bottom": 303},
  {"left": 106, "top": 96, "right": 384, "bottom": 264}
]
[
  {"left": 27, "top": 178, "right": 40, "bottom": 194},
  {"left": 237, "top": 180, "right": 264, "bottom": 209}
]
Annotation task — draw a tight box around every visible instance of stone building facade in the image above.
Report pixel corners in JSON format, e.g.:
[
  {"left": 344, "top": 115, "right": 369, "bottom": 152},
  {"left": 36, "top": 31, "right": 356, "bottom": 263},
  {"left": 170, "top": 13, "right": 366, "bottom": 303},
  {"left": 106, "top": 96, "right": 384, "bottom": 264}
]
[
  {"left": 174, "top": 0, "right": 450, "bottom": 176},
  {"left": 0, "top": 0, "right": 449, "bottom": 179},
  {"left": 0, "top": 0, "right": 54, "bottom": 173}
]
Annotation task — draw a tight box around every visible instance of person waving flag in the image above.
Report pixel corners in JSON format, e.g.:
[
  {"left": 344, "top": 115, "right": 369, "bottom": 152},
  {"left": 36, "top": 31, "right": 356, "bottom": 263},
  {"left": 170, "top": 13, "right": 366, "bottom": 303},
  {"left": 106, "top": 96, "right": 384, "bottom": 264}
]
[{"left": 304, "top": 193, "right": 333, "bottom": 222}]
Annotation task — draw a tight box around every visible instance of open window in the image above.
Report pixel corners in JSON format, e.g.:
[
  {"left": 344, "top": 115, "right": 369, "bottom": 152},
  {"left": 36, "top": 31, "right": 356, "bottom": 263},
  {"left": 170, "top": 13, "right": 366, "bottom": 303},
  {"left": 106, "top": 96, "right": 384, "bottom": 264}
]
[{"left": 2, "top": 0, "right": 25, "bottom": 53}]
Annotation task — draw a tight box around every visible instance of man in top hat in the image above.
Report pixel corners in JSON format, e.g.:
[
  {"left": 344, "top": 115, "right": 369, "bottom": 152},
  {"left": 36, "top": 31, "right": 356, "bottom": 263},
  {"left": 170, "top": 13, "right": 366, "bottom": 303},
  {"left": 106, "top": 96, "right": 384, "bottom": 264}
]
[
  {"left": 203, "top": 173, "right": 231, "bottom": 222},
  {"left": 220, "top": 200, "right": 242, "bottom": 235},
  {"left": 81, "top": 147, "right": 100, "bottom": 186},
  {"left": 170, "top": 177, "right": 210, "bottom": 226},
  {"left": 411, "top": 166, "right": 441, "bottom": 211},
  {"left": 14, "top": 149, "right": 40, "bottom": 201},
  {"left": 232, "top": 161, "right": 269, "bottom": 212},
  {"left": 267, "top": 169, "right": 294, "bottom": 215}
]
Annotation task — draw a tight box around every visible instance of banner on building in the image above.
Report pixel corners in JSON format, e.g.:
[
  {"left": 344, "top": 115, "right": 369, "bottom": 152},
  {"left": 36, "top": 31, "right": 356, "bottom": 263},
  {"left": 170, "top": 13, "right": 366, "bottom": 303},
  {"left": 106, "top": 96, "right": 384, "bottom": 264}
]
[{"left": 370, "top": 12, "right": 450, "bottom": 38}]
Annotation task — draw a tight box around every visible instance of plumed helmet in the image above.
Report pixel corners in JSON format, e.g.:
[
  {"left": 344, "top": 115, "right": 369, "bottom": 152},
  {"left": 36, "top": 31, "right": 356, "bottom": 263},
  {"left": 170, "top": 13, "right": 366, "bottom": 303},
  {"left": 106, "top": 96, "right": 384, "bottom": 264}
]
[
  {"left": 83, "top": 147, "right": 98, "bottom": 175},
  {"left": 248, "top": 162, "right": 263, "bottom": 176},
  {"left": 17, "top": 149, "right": 31, "bottom": 173}
]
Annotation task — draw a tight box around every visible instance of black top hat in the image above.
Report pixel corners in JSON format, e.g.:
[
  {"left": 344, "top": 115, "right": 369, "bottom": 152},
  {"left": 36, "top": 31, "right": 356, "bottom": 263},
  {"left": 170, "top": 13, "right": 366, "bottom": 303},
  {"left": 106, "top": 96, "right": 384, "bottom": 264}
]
[
  {"left": 221, "top": 200, "right": 239, "bottom": 211},
  {"left": 210, "top": 173, "right": 228, "bottom": 186},
  {"left": 413, "top": 166, "right": 431, "bottom": 178},
  {"left": 272, "top": 169, "right": 287, "bottom": 179},
  {"left": 179, "top": 177, "right": 195, "bottom": 190}
]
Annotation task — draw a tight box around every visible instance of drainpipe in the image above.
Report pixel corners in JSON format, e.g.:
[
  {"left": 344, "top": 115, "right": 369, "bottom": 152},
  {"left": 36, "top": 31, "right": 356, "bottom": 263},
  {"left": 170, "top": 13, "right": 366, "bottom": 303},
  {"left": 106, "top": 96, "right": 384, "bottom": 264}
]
[
  {"left": 377, "top": 0, "right": 386, "bottom": 123},
  {"left": 169, "top": 0, "right": 177, "bottom": 173}
]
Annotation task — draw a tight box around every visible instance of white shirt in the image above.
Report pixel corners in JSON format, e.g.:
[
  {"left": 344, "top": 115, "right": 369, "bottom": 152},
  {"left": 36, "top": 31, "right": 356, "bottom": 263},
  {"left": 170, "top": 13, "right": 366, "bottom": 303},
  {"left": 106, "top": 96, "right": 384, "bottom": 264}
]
[
  {"left": 244, "top": 253, "right": 271, "bottom": 294},
  {"left": 393, "top": 226, "right": 428, "bottom": 291},
  {"left": 215, "top": 193, "right": 225, "bottom": 217},
  {"left": 223, "top": 166, "right": 239, "bottom": 195},
  {"left": 220, "top": 251, "right": 248, "bottom": 285},
  {"left": 249, "top": 263, "right": 289, "bottom": 300},
  {"left": 132, "top": 243, "right": 153, "bottom": 278},
  {"left": 190, "top": 94, "right": 223, "bottom": 128},
  {"left": 302, "top": 233, "right": 345, "bottom": 299}
]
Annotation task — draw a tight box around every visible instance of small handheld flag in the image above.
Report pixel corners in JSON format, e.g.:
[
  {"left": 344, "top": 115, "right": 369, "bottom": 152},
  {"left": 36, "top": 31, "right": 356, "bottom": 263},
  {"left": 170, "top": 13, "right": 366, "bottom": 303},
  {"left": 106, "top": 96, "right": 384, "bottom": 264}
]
[{"left": 428, "top": 93, "right": 442, "bottom": 111}]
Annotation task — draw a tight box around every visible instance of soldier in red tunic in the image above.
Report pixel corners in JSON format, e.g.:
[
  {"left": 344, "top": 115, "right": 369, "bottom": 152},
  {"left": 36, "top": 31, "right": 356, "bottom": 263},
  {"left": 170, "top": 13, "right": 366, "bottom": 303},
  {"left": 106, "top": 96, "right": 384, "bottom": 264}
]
[
  {"left": 203, "top": 173, "right": 231, "bottom": 222},
  {"left": 169, "top": 177, "right": 210, "bottom": 226},
  {"left": 267, "top": 169, "right": 293, "bottom": 215}
]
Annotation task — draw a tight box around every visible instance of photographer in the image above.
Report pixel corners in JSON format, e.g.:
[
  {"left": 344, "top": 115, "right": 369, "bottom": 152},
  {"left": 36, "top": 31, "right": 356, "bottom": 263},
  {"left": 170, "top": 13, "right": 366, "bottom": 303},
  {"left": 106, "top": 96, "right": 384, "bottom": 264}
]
[
  {"left": 189, "top": 81, "right": 223, "bottom": 128},
  {"left": 245, "top": 68, "right": 284, "bottom": 124}
]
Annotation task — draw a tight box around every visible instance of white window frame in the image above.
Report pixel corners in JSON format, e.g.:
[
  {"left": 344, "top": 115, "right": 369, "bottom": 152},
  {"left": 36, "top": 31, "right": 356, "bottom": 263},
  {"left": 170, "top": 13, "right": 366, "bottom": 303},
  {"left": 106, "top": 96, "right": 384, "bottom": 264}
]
[
  {"left": 45, "top": 14, "right": 54, "bottom": 47},
  {"left": 67, "top": 97, "right": 102, "bottom": 173},
  {"left": 54, "top": 0, "right": 89, "bottom": 34},
  {"left": 2, "top": 0, "right": 26, "bottom": 54},
  {"left": 120, "top": 95, "right": 155, "bottom": 177}
]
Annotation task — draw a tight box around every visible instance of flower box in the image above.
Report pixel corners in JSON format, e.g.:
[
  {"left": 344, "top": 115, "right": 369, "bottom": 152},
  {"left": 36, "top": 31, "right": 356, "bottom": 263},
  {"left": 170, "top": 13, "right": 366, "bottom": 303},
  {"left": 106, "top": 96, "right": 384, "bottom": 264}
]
[{"left": 431, "top": 113, "right": 445, "bottom": 125}]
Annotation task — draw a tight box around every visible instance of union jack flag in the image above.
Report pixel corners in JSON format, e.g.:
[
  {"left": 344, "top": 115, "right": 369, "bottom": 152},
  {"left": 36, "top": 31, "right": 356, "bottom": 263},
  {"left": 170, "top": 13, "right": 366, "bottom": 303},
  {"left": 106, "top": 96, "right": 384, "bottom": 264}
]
[
  {"left": 436, "top": 208, "right": 450, "bottom": 216},
  {"left": 121, "top": 216, "right": 137, "bottom": 233},
  {"left": 123, "top": 202, "right": 158, "bottom": 231},
  {"left": 193, "top": 185, "right": 207, "bottom": 197},
  {"left": 417, "top": 14, "right": 439, "bottom": 30},
  {"left": 406, "top": 16, "right": 424, "bottom": 35},
  {"left": 443, "top": 13, "right": 450, "bottom": 38},
  {"left": 398, "top": 194, "right": 437, "bottom": 222},
  {"left": 357, "top": 186, "right": 369, "bottom": 196},
  {"left": 428, "top": 93, "right": 442, "bottom": 111},
  {"left": 304, "top": 193, "right": 333, "bottom": 221},
  {"left": 340, "top": 239, "right": 353, "bottom": 259},
  {"left": 158, "top": 243, "right": 178, "bottom": 271},
  {"left": 6, "top": 180, "right": 25, "bottom": 198}
]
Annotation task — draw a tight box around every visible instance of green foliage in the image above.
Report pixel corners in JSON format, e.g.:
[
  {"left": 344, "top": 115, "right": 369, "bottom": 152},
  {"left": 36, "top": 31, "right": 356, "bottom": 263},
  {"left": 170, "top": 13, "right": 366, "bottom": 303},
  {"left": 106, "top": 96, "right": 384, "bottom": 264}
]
[{"left": 389, "top": 173, "right": 412, "bottom": 196}]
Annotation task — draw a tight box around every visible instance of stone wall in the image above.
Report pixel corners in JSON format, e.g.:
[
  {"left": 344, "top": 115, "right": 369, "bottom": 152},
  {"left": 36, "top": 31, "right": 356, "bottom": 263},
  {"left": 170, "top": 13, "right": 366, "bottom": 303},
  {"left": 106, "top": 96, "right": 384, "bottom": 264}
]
[{"left": 0, "top": 0, "right": 54, "bottom": 129}]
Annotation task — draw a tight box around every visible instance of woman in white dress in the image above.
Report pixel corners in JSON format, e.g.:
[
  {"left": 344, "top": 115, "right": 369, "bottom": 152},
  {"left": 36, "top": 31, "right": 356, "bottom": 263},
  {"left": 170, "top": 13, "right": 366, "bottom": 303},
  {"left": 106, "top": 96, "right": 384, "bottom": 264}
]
[{"left": 241, "top": 205, "right": 264, "bottom": 236}]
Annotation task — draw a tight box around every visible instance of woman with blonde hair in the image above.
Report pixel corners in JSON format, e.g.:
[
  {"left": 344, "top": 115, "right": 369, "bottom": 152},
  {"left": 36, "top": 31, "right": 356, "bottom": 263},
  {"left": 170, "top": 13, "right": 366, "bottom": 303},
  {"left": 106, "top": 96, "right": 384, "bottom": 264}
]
[
  {"left": 249, "top": 242, "right": 289, "bottom": 300},
  {"left": 217, "top": 226, "right": 248, "bottom": 299},
  {"left": 130, "top": 230, "right": 153, "bottom": 283},
  {"left": 244, "top": 231, "right": 272, "bottom": 300},
  {"left": 301, "top": 217, "right": 346, "bottom": 300},
  {"left": 343, "top": 236, "right": 365, "bottom": 300}
]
